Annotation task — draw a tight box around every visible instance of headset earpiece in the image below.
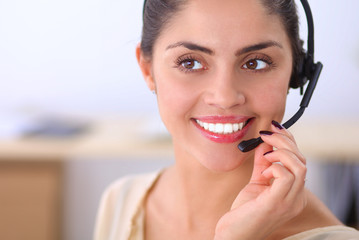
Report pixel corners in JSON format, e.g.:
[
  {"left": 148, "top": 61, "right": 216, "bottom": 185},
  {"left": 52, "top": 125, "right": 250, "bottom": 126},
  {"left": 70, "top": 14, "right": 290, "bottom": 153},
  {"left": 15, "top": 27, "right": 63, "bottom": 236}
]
[
  {"left": 290, "top": 0, "right": 320, "bottom": 92},
  {"left": 290, "top": 52, "right": 306, "bottom": 89}
]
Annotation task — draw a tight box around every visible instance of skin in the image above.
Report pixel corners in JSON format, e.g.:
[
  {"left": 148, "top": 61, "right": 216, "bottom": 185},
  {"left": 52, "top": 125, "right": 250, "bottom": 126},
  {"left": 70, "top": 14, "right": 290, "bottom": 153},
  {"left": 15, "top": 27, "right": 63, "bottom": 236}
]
[{"left": 136, "top": 0, "right": 341, "bottom": 239}]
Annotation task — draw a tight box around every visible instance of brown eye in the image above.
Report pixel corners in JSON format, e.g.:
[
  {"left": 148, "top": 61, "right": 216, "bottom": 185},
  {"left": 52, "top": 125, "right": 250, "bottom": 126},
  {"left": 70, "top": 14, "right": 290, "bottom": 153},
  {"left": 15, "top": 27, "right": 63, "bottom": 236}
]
[
  {"left": 182, "top": 60, "right": 195, "bottom": 69},
  {"left": 180, "top": 59, "right": 203, "bottom": 70},
  {"left": 245, "top": 60, "right": 258, "bottom": 69},
  {"left": 242, "top": 59, "right": 268, "bottom": 70}
]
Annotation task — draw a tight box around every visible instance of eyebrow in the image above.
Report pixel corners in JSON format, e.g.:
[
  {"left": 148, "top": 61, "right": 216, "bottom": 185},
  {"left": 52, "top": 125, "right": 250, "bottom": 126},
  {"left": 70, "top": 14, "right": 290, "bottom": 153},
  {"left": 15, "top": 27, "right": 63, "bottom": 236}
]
[
  {"left": 236, "top": 41, "right": 283, "bottom": 56},
  {"left": 166, "top": 41, "right": 214, "bottom": 55},
  {"left": 166, "top": 40, "right": 283, "bottom": 56}
]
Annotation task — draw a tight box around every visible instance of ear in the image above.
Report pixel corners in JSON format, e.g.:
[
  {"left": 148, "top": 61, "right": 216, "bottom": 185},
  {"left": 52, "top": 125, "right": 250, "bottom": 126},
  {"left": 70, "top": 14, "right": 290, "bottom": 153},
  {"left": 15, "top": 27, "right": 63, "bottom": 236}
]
[{"left": 136, "top": 43, "right": 156, "bottom": 92}]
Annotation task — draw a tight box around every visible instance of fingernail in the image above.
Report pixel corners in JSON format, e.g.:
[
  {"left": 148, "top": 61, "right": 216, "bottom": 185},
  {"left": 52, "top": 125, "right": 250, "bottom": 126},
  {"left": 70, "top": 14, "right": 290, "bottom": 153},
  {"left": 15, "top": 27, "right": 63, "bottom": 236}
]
[
  {"left": 259, "top": 130, "right": 273, "bottom": 136},
  {"left": 272, "top": 120, "right": 284, "bottom": 130},
  {"left": 263, "top": 150, "right": 273, "bottom": 156}
]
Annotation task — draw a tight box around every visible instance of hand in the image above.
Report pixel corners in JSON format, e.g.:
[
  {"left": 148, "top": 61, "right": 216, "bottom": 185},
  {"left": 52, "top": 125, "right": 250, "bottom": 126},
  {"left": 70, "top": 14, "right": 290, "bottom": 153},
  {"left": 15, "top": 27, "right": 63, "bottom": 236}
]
[{"left": 214, "top": 121, "right": 307, "bottom": 240}]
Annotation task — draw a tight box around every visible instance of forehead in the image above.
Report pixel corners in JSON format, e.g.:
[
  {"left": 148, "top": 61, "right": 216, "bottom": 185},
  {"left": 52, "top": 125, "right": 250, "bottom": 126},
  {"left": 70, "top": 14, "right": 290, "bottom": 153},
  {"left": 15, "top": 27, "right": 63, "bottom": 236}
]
[{"left": 155, "top": 0, "right": 290, "bottom": 53}]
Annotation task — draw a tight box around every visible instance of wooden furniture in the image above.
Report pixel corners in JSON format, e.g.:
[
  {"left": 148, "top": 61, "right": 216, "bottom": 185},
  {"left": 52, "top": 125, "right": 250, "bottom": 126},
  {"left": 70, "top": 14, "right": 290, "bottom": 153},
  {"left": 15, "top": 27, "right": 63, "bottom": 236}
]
[
  {"left": 0, "top": 160, "right": 62, "bottom": 240},
  {"left": 0, "top": 137, "right": 72, "bottom": 240},
  {"left": 0, "top": 117, "right": 172, "bottom": 240}
]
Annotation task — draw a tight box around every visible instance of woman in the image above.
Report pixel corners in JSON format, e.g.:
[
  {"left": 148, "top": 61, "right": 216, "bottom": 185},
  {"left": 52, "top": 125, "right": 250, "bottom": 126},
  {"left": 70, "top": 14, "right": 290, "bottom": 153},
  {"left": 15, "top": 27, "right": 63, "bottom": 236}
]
[{"left": 95, "top": 0, "right": 359, "bottom": 239}]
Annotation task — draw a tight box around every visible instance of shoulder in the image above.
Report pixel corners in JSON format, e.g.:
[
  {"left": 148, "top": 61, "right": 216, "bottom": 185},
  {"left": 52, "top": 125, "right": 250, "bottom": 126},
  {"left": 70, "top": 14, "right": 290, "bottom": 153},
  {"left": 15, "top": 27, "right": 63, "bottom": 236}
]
[
  {"left": 284, "top": 226, "right": 359, "bottom": 240},
  {"left": 94, "top": 170, "right": 162, "bottom": 240},
  {"left": 103, "top": 171, "right": 161, "bottom": 203}
]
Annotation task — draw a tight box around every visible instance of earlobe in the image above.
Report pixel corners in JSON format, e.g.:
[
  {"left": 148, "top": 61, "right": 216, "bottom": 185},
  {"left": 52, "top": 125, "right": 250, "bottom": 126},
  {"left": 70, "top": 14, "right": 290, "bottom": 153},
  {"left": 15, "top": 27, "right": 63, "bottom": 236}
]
[{"left": 136, "top": 43, "right": 156, "bottom": 92}]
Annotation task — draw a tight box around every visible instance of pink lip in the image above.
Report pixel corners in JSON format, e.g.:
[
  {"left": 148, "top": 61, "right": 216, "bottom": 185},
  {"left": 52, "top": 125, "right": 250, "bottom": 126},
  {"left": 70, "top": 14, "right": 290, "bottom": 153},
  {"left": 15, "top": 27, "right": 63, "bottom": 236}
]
[{"left": 192, "top": 116, "right": 254, "bottom": 143}]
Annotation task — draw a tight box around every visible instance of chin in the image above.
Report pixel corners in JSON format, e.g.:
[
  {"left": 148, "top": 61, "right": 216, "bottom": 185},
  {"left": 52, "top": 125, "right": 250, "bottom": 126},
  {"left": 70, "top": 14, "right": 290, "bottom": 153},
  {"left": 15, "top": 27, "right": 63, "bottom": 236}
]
[{"left": 198, "top": 151, "right": 248, "bottom": 173}]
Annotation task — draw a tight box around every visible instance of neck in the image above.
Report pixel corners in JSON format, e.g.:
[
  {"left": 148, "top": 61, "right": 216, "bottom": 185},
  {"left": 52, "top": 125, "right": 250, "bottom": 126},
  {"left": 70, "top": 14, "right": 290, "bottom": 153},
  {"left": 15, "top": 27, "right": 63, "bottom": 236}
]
[{"left": 167, "top": 145, "right": 254, "bottom": 229}]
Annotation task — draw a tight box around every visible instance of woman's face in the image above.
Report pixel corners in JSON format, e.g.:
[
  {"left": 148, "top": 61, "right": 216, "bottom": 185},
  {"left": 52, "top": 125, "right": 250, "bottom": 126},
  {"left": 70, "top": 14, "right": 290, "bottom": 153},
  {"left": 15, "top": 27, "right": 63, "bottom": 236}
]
[{"left": 141, "top": 0, "right": 293, "bottom": 172}]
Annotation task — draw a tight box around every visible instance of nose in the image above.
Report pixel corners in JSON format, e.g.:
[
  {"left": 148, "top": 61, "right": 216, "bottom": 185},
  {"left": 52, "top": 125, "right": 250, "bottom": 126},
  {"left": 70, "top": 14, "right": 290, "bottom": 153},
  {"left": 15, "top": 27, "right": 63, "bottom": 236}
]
[{"left": 204, "top": 69, "right": 246, "bottom": 110}]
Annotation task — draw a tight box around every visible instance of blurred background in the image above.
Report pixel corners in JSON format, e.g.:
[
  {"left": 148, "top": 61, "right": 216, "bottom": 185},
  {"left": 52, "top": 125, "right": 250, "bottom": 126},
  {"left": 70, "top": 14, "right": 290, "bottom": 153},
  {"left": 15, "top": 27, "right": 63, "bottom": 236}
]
[{"left": 0, "top": 0, "right": 358, "bottom": 239}]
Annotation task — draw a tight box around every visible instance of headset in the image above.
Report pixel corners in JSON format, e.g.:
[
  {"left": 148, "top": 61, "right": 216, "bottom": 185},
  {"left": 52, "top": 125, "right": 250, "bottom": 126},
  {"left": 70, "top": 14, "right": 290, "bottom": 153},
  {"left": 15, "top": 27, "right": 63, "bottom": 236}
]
[
  {"left": 238, "top": 0, "right": 323, "bottom": 152},
  {"left": 142, "top": 0, "right": 323, "bottom": 152}
]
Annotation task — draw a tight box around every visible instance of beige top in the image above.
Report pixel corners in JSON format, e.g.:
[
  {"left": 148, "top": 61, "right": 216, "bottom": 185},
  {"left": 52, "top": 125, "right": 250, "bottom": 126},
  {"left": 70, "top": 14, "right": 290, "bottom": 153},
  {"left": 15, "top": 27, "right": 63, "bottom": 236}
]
[{"left": 94, "top": 170, "right": 359, "bottom": 240}]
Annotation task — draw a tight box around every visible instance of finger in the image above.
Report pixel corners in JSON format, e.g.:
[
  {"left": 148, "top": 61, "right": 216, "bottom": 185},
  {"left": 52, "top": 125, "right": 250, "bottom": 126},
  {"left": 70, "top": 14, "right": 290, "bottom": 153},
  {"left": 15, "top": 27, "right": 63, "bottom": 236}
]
[
  {"left": 259, "top": 131, "right": 306, "bottom": 165},
  {"left": 262, "top": 163, "right": 307, "bottom": 222},
  {"left": 264, "top": 149, "right": 306, "bottom": 179},
  {"left": 249, "top": 142, "right": 273, "bottom": 185},
  {"left": 261, "top": 163, "right": 294, "bottom": 200},
  {"left": 263, "top": 150, "right": 307, "bottom": 196},
  {"left": 271, "top": 120, "right": 296, "bottom": 144},
  {"left": 270, "top": 121, "right": 306, "bottom": 164}
]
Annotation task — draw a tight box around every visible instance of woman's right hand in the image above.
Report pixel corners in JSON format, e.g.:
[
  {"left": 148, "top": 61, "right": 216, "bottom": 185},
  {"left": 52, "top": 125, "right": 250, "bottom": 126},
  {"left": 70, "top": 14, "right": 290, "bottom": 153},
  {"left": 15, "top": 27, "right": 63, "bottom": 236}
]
[{"left": 214, "top": 122, "right": 307, "bottom": 240}]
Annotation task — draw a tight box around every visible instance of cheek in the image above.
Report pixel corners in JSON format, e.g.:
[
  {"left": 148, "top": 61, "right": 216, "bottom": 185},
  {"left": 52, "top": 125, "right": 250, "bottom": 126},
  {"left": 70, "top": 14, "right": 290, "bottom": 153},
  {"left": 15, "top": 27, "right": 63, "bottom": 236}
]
[
  {"left": 266, "top": 87, "right": 288, "bottom": 118},
  {"left": 252, "top": 76, "right": 290, "bottom": 120},
  {"left": 154, "top": 70, "right": 198, "bottom": 130}
]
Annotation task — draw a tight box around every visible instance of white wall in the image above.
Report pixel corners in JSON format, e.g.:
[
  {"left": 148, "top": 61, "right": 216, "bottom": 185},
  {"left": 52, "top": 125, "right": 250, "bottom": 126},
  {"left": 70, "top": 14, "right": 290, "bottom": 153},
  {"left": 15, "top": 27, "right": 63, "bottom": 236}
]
[
  {"left": 0, "top": 0, "right": 358, "bottom": 120},
  {"left": 0, "top": 0, "right": 152, "bottom": 117},
  {"left": 291, "top": 0, "right": 359, "bottom": 119}
]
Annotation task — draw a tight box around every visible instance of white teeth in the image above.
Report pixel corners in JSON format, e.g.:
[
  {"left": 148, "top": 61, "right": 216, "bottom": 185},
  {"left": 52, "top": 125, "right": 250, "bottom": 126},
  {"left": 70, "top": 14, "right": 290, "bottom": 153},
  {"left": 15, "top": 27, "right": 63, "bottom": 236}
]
[
  {"left": 195, "top": 120, "right": 246, "bottom": 134},
  {"left": 215, "top": 123, "right": 224, "bottom": 133},
  {"left": 224, "top": 123, "right": 233, "bottom": 134},
  {"left": 209, "top": 123, "right": 215, "bottom": 132},
  {"left": 233, "top": 123, "right": 239, "bottom": 132},
  {"left": 239, "top": 122, "right": 244, "bottom": 130},
  {"left": 199, "top": 120, "right": 204, "bottom": 127}
]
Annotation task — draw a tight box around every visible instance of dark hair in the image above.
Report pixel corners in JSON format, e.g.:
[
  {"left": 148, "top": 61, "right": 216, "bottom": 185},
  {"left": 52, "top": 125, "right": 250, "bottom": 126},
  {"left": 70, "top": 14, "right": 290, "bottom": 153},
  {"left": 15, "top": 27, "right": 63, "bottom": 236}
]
[
  {"left": 259, "top": 0, "right": 305, "bottom": 87},
  {"left": 141, "top": 0, "right": 305, "bottom": 87},
  {"left": 141, "top": 0, "right": 187, "bottom": 59}
]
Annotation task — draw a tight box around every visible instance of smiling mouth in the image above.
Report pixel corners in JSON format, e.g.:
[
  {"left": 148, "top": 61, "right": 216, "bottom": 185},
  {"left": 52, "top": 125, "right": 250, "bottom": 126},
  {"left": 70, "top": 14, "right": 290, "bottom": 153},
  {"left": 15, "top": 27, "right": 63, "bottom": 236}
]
[{"left": 195, "top": 118, "right": 252, "bottom": 135}]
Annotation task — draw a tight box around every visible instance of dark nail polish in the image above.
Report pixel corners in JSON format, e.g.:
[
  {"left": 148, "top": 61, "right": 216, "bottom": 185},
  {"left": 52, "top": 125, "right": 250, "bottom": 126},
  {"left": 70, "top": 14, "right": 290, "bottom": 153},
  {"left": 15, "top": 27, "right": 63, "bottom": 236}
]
[
  {"left": 263, "top": 150, "right": 273, "bottom": 156},
  {"left": 272, "top": 120, "right": 284, "bottom": 130},
  {"left": 259, "top": 130, "right": 273, "bottom": 136}
]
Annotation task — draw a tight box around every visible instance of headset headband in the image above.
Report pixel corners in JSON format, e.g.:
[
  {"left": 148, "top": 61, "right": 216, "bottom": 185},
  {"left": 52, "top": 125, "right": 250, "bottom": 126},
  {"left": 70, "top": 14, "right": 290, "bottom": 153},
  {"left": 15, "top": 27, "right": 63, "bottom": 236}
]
[{"left": 301, "top": 0, "right": 314, "bottom": 59}]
